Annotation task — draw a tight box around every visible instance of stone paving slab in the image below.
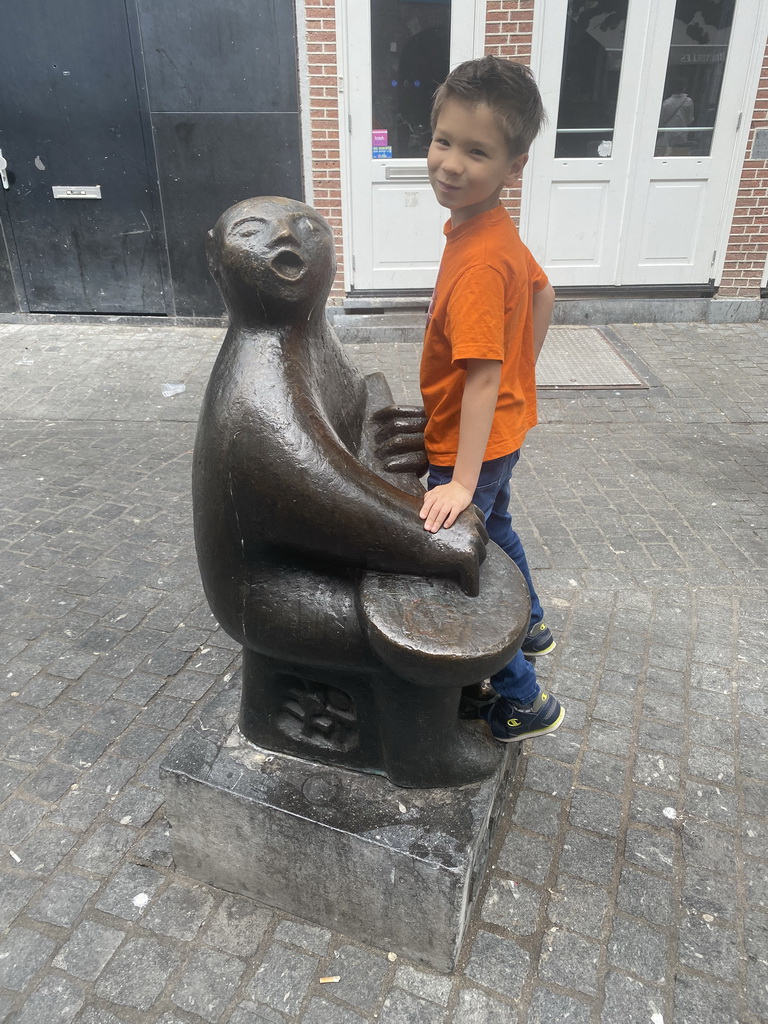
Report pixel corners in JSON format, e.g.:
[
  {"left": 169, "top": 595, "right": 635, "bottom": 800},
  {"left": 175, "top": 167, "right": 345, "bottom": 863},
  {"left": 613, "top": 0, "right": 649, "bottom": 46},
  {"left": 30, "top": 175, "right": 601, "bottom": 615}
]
[{"left": 0, "top": 321, "right": 766, "bottom": 1023}]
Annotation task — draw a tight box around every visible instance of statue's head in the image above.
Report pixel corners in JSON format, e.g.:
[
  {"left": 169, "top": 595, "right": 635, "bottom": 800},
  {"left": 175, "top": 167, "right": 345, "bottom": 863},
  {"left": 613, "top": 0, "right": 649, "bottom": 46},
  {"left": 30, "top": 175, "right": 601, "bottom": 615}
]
[{"left": 207, "top": 197, "right": 337, "bottom": 321}]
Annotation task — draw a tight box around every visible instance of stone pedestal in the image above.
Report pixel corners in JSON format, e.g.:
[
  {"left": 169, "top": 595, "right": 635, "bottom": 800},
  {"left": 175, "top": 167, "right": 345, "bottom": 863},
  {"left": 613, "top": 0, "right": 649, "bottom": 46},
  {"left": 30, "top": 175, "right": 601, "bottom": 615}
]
[{"left": 160, "top": 683, "right": 519, "bottom": 972}]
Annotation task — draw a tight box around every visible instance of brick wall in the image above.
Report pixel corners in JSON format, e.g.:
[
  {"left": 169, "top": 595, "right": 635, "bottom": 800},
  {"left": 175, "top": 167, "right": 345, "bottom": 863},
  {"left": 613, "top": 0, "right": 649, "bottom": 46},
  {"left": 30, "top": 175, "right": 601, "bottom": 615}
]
[
  {"left": 303, "top": 0, "right": 345, "bottom": 299},
  {"left": 718, "top": 40, "right": 768, "bottom": 298}
]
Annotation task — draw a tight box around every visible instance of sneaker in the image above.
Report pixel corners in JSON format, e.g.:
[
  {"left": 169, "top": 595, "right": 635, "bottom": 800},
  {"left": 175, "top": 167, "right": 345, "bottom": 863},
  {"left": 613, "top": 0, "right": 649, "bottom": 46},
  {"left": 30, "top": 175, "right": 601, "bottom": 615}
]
[
  {"left": 459, "top": 681, "right": 498, "bottom": 720},
  {"left": 521, "top": 622, "right": 556, "bottom": 657},
  {"left": 481, "top": 690, "right": 564, "bottom": 743}
]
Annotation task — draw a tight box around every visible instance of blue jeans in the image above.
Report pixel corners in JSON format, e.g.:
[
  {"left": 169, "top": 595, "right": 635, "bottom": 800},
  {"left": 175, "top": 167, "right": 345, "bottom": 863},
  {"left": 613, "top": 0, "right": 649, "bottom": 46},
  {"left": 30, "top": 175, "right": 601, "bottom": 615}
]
[{"left": 427, "top": 452, "right": 540, "bottom": 704}]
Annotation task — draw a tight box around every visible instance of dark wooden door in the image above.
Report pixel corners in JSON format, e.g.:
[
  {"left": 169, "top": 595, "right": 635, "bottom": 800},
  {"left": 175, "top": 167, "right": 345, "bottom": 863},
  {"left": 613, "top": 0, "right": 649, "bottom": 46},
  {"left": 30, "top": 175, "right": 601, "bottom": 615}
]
[{"left": 0, "top": 0, "right": 167, "bottom": 314}]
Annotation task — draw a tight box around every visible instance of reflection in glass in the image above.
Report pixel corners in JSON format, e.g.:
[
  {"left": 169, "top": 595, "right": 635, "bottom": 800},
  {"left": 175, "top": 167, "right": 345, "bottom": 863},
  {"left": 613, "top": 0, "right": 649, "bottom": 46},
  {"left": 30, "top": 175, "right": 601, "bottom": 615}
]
[
  {"left": 655, "top": 0, "right": 735, "bottom": 157},
  {"left": 555, "top": 0, "right": 629, "bottom": 158},
  {"left": 370, "top": 0, "right": 451, "bottom": 160}
]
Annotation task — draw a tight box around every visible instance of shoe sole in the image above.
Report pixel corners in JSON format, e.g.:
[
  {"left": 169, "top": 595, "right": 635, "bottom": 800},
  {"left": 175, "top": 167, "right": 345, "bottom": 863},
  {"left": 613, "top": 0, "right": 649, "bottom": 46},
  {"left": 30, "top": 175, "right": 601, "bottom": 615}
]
[
  {"left": 492, "top": 706, "right": 565, "bottom": 743},
  {"left": 521, "top": 638, "right": 557, "bottom": 658}
]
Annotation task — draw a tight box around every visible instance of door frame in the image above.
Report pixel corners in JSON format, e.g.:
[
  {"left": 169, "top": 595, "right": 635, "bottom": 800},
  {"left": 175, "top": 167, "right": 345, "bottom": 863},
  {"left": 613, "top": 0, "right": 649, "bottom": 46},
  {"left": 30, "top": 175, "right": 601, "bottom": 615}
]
[
  {"left": 708, "top": 0, "right": 768, "bottom": 286},
  {"left": 523, "top": 0, "right": 768, "bottom": 289},
  {"left": 0, "top": 0, "right": 172, "bottom": 316},
  {"left": 337, "top": 0, "right": 488, "bottom": 294}
]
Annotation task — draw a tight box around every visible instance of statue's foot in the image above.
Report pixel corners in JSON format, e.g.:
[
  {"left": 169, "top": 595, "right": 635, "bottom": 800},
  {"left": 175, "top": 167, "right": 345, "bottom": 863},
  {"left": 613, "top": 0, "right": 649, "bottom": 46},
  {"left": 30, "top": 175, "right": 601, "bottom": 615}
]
[
  {"left": 387, "top": 719, "right": 502, "bottom": 789},
  {"left": 448, "top": 721, "right": 504, "bottom": 786},
  {"left": 459, "top": 681, "right": 498, "bottom": 720}
]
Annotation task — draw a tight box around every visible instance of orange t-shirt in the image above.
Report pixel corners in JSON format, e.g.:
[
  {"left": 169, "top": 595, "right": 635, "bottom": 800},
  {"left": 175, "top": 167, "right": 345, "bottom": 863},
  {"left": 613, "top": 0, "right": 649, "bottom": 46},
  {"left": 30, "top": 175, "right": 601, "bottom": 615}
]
[{"left": 420, "top": 205, "right": 549, "bottom": 466}]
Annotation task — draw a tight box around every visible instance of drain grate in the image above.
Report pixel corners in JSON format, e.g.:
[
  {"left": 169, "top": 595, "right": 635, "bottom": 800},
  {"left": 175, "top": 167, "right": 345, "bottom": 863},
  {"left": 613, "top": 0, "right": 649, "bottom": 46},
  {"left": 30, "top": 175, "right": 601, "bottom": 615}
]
[{"left": 537, "top": 327, "right": 646, "bottom": 389}]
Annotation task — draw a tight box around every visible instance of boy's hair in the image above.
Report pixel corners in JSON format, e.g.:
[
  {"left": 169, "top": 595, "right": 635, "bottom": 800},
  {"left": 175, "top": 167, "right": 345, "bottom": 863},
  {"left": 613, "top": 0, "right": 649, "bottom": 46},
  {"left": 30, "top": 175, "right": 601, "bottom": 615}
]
[{"left": 431, "top": 56, "right": 546, "bottom": 157}]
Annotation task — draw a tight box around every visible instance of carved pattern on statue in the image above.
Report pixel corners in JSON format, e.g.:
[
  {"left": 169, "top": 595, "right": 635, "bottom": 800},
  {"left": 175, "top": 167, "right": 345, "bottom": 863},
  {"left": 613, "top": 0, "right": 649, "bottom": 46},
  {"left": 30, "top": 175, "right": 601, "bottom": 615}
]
[{"left": 279, "top": 678, "right": 359, "bottom": 752}]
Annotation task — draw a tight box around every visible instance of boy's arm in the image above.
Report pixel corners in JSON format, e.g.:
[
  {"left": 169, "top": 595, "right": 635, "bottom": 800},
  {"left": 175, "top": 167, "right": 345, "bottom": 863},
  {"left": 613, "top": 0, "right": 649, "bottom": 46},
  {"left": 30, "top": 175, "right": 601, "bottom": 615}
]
[
  {"left": 420, "top": 358, "right": 501, "bottom": 533},
  {"left": 533, "top": 282, "right": 556, "bottom": 362}
]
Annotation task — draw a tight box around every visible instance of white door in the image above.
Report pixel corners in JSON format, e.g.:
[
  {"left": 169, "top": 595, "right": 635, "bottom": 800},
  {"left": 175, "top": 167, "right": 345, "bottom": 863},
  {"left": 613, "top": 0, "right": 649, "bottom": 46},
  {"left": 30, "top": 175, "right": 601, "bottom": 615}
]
[
  {"left": 342, "top": 0, "right": 485, "bottom": 291},
  {"left": 525, "top": 0, "right": 767, "bottom": 287}
]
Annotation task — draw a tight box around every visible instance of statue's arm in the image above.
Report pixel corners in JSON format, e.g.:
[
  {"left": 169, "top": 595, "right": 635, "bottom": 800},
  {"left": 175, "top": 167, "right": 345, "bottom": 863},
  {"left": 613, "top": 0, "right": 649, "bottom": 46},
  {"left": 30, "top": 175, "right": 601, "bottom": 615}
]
[{"left": 231, "top": 414, "right": 488, "bottom": 596}]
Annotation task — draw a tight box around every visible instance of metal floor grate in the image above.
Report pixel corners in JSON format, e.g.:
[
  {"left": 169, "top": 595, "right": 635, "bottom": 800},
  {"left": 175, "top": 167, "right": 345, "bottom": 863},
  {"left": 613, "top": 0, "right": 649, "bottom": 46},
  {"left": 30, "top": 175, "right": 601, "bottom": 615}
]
[{"left": 537, "top": 327, "right": 646, "bottom": 389}]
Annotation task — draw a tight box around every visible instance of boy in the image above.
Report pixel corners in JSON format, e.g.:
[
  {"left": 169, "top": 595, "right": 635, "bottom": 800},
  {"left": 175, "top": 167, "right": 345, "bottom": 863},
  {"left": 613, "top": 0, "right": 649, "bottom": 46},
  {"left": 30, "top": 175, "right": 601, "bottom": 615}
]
[{"left": 419, "top": 56, "right": 564, "bottom": 743}]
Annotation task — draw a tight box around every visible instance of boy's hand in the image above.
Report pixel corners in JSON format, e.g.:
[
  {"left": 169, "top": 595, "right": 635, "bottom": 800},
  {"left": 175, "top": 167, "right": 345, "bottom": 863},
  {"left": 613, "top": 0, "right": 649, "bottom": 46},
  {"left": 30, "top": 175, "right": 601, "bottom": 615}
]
[{"left": 420, "top": 480, "right": 473, "bottom": 532}]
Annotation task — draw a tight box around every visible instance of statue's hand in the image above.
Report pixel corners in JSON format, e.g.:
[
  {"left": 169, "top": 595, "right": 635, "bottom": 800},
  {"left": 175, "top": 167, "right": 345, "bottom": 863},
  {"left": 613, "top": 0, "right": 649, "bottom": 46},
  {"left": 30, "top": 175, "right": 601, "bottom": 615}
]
[
  {"left": 372, "top": 404, "right": 427, "bottom": 432},
  {"left": 432, "top": 505, "right": 489, "bottom": 597},
  {"left": 371, "top": 405, "right": 428, "bottom": 476}
]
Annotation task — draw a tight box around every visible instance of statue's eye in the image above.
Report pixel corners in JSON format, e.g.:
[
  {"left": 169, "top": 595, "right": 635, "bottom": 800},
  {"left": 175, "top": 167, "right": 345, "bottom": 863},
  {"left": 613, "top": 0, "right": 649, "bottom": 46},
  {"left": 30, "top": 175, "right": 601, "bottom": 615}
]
[
  {"left": 231, "top": 216, "right": 268, "bottom": 238},
  {"left": 291, "top": 215, "right": 317, "bottom": 235}
]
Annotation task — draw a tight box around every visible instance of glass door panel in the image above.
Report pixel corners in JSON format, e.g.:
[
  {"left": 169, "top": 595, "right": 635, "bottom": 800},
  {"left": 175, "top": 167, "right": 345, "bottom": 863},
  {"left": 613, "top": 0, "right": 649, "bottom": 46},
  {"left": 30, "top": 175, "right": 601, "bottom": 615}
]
[
  {"left": 655, "top": 0, "right": 736, "bottom": 156},
  {"left": 370, "top": 0, "right": 451, "bottom": 160},
  {"left": 554, "top": 0, "right": 630, "bottom": 158}
]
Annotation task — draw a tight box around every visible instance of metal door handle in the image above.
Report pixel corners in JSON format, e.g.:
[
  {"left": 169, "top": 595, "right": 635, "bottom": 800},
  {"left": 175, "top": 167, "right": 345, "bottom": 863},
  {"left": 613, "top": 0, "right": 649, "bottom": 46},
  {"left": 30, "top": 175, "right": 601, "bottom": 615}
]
[{"left": 0, "top": 150, "right": 8, "bottom": 189}]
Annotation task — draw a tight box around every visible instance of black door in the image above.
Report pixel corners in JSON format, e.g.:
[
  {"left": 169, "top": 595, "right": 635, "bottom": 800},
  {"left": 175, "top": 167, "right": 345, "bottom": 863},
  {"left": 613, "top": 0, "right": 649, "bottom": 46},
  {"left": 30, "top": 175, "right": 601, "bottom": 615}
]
[{"left": 0, "top": 0, "right": 166, "bottom": 314}]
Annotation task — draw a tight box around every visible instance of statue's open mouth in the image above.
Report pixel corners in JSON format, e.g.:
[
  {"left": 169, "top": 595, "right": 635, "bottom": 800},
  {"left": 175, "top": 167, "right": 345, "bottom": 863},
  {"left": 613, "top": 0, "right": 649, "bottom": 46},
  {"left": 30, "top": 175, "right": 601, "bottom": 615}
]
[{"left": 271, "top": 250, "right": 306, "bottom": 281}]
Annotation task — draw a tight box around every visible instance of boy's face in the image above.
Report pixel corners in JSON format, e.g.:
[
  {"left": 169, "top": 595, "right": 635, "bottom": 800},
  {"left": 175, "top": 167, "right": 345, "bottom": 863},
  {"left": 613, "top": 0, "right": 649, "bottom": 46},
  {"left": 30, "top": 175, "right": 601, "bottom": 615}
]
[{"left": 428, "top": 99, "right": 527, "bottom": 226}]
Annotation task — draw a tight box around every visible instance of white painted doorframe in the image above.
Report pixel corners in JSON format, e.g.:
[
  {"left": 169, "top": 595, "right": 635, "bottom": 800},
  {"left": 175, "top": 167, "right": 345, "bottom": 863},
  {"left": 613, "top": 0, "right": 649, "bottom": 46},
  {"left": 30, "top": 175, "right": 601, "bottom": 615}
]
[{"left": 338, "top": 0, "right": 487, "bottom": 293}]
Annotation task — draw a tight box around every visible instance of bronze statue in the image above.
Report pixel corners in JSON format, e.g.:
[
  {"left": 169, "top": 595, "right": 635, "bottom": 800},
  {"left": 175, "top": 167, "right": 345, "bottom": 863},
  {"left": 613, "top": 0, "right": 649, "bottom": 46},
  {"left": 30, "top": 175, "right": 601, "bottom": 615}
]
[{"left": 193, "top": 197, "right": 529, "bottom": 788}]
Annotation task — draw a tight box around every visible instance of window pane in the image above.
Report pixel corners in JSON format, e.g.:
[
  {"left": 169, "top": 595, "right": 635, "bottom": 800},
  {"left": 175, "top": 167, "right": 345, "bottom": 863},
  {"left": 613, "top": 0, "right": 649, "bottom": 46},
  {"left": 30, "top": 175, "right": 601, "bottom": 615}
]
[
  {"left": 370, "top": 0, "right": 451, "bottom": 160},
  {"left": 655, "top": 0, "right": 736, "bottom": 157},
  {"left": 555, "top": 0, "right": 629, "bottom": 159}
]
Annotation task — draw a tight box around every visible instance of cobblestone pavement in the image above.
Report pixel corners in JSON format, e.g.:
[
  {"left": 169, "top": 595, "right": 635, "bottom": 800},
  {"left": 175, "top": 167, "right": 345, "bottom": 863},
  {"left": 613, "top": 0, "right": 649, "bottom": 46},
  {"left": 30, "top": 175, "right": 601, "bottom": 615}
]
[{"left": 0, "top": 320, "right": 766, "bottom": 1024}]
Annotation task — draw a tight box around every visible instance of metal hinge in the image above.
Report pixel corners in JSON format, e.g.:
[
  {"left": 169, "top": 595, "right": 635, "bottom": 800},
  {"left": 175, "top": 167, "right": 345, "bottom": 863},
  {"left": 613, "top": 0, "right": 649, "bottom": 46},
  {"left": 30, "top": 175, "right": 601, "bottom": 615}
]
[
  {"left": 736, "top": 112, "right": 742, "bottom": 131},
  {"left": 348, "top": 114, "right": 352, "bottom": 133},
  {"left": 711, "top": 249, "right": 717, "bottom": 266}
]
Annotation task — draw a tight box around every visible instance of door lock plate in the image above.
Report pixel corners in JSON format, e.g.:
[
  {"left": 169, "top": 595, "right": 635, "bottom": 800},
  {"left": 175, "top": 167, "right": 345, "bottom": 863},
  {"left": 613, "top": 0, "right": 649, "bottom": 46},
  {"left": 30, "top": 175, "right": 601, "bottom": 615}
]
[{"left": 52, "top": 185, "right": 102, "bottom": 199}]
